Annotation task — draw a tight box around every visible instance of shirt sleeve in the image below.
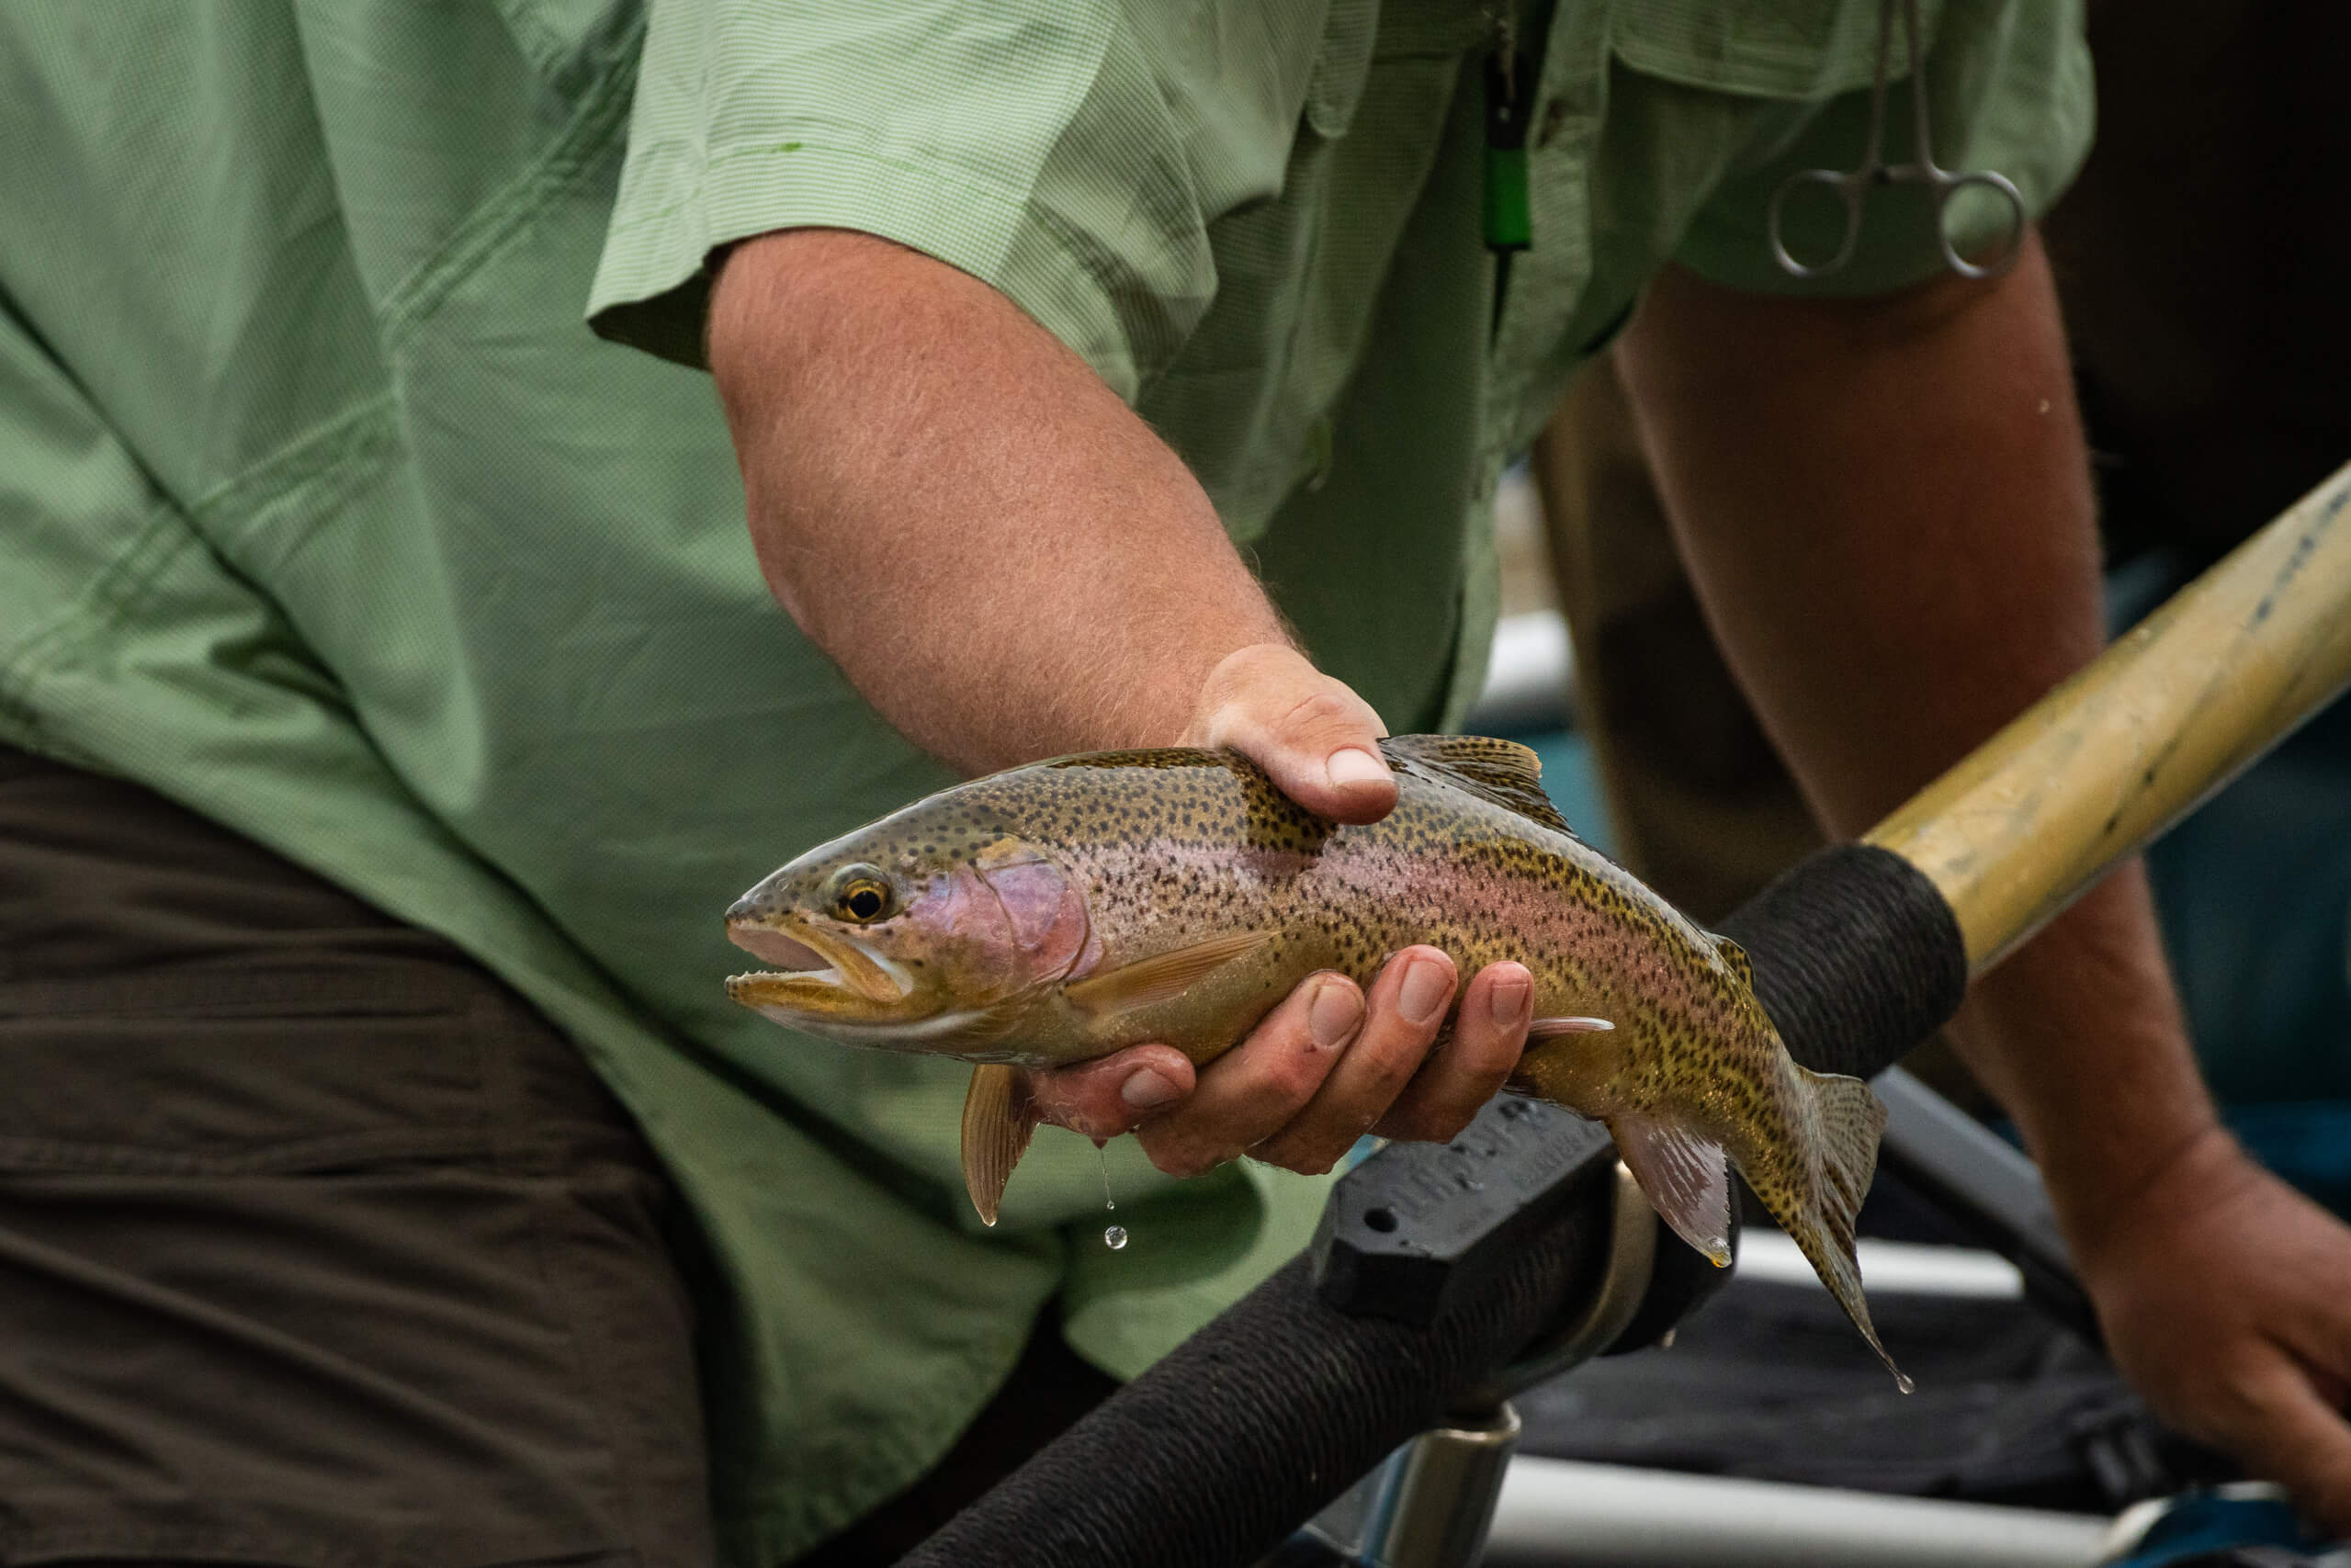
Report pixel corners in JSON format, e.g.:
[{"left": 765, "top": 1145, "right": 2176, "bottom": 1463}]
[
  {"left": 585, "top": 0, "right": 1318, "bottom": 400},
  {"left": 1671, "top": 0, "right": 2095, "bottom": 298}
]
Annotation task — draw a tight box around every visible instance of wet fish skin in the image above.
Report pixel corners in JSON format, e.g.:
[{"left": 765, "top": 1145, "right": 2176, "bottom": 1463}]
[{"left": 724, "top": 736, "right": 1902, "bottom": 1386}]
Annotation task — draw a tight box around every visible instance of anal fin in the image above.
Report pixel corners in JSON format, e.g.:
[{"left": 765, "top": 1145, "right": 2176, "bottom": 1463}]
[
  {"left": 1609, "top": 1111, "right": 1734, "bottom": 1267},
  {"left": 961, "top": 1064, "right": 1038, "bottom": 1226}
]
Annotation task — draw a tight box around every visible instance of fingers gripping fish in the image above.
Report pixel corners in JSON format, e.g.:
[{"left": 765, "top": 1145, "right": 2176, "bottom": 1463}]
[{"left": 724, "top": 736, "right": 1905, "bottom": 1387}]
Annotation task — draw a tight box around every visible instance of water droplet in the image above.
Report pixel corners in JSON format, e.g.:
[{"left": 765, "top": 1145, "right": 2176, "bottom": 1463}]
[
  {"left": 1096, "top": 1145, "right": 1115, "bottom": 1212},
  {"left": 1104, "top": 1224, "right": 1129, "bottom": 1250}
]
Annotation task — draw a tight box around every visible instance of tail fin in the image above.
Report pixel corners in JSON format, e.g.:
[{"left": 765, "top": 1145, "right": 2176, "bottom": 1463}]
[
  {"left": 1780, "top": 1066, "right": 1910, "bottom": 1392},
  {"left": 961, "top": 1065, "right": 1037, "bottom": 1226}
]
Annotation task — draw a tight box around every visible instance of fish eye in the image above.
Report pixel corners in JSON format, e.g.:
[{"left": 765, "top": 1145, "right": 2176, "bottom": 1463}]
[{"left": 829, "top": 865, "right": 894, "bottom": 924}]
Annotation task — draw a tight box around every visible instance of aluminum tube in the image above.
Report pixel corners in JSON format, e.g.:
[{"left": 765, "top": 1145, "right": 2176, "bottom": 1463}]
[{"left": 1484, "top": 1458, "right": 2109, "bottom": 1568}]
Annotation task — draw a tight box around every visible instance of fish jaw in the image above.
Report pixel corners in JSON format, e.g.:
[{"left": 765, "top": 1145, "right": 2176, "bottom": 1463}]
[
  {"left": 724, "top": 911, "right": 921, "bottom": 1022},
  {"left": 723, "top": 907, "right": 1065, "bottom": 1060},
  {"left": 723, "top": 810, "right": 1112, "bottom": 1062}
]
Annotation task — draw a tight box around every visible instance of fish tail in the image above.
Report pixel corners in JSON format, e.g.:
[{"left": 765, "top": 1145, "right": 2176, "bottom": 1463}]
[{"left": 1778, "top": 1065, "right": 1911, "bottom": 1393}]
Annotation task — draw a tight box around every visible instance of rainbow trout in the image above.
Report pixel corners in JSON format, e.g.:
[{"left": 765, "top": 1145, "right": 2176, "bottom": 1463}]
[{"left": 725, "top": 736, "right": 1903, "bottom": 1384}]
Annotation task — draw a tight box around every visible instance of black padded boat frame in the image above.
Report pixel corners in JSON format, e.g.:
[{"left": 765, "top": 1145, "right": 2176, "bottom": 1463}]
[{"left": 899, "top": 461, "right": 2351, "bottom": 1568}]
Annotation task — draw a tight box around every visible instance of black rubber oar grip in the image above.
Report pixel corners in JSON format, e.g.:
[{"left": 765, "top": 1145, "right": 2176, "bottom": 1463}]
[
  {"left": 895, "top": 1217, "right": 1598, "bottom": 1568},
  {"left": 1718, "top": 841, "right": 1971, "bottom": 1081},
  {"left": 895, "top": 840, "right": 1969, "bottom": 1568}
]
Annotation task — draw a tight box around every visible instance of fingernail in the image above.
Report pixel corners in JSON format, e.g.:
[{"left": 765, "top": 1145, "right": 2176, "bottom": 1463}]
[
  {"left": 1309, "top": 979, "right": 1364, "bottom": 1049},
  {"left": 1489, "top": 973, "right": 1532, "bottom": 1028},
  {"left": 1326, "top": 748, "right": 1389, "bottom": 789},
  {"left": 1399, "top": 956, "right": 1452, "bottom": 1026},
  {"left": 1121, "top": 1068, "right": 1181, "bottom": 1110}
]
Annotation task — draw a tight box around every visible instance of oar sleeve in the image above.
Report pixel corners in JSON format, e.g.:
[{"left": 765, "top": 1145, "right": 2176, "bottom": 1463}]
[{"left": 1718, "top": 841, "right": 1970, "bottom": 1082}]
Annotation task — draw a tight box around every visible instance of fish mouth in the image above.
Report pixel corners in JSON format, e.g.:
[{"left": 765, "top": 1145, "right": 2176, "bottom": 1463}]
[{"left": 725, "top": 914, "right": 914, "bottom": 1011}]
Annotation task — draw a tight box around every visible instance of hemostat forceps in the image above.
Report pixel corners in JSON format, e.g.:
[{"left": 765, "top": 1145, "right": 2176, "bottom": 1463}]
[{"left": 1767, "top": 0, "right": 2029, "bottom": 281}]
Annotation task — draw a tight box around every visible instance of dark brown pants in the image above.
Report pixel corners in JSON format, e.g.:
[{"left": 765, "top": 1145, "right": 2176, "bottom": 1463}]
[
  {"left": 0, "top": 743, "right": 714, "bottom": 1565},
  {"left": 0, "top": 744, "right": 1112, "bottom": 1565}
]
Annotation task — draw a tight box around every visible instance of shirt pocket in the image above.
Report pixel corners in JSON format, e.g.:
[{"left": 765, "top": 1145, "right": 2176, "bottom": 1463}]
[{"left": 1607, "top": 0, "right": 1946, "bottom": 100}]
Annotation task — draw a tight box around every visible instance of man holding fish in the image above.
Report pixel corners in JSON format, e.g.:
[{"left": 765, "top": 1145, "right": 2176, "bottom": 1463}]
[{"left": 5, "top": 2, "right": 2351, "bottom": 1564}]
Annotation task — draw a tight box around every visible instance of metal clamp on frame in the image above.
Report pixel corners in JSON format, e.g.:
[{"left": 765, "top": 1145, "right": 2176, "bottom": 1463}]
[
  {"left": 1294, "top": 1404, "right": 1523, "bottom": 1568},
  {"left": 1468, "top": 1159, "right": 1660, "bottom": 1404},
  {"left": 1313, "top": 1095, "right": 1619, "bottom": 1325},
  {"left": 1296, "top": 1160, "right": 1688, "bottom": 1568}
]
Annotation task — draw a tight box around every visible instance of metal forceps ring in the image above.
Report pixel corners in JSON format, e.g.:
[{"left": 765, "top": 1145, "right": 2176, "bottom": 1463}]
[{"left": 1766, "top": 0, "right": 2029, "bottom": 281}]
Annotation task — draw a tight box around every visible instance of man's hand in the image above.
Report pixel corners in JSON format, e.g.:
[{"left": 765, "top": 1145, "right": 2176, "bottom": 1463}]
[
  {"left": 1615, "top": 235, "right": 2351, "bottom": 1522},
  {"left": 2080, "top": 1130, "right": 2351, "bottom": 1531},
  {"left": 1024, "top": 645, "right": 1537, "bottom": 1176},
  {"left": 1180, "top": 643, "right": 1396, "bottom": 825},
  {"left": 709, "top": 234, "right": 1533, "bottom": 1179}
]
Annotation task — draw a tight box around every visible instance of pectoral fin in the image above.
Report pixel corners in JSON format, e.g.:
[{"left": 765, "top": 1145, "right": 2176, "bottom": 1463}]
[
  {"left": 1061, "top": 931, "right": 1275, "bottom": 1019},
  {"left": 1610, "top": 1112, "right": 1734, "bottom": 1267},
  {"left": 961, "top": 1064, "right": 1038, "bottom": 1226}
]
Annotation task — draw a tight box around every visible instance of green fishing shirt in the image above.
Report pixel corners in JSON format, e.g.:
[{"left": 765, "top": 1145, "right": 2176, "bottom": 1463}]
[{"left": 0, "top": 2, "right": 2087, "bottom": 1559}]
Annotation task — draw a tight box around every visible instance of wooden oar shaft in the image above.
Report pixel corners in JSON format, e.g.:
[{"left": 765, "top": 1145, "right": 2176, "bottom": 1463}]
[{"left": 1864, "top": 461, "right": 2351, "bottom": 974}]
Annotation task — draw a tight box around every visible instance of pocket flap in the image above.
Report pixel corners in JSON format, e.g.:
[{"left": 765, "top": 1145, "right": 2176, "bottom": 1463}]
[{"left": 1610, "top": 0, "right": 1943, "bottom": 100}]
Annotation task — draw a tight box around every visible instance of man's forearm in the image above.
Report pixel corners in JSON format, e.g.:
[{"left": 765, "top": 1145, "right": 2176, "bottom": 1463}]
[
  {"left": 1613, "top": 237, "right": 2219, "bottom": 1252},
  {"left": 708, "top": 229, "right": 1287, "bottom": 773},
  {"left": 711, "top": 228, "right": 1530, "bottom": 1173}
]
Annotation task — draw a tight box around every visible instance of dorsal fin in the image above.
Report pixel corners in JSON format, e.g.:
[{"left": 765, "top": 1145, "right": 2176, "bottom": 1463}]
[
  {"left": 1711, "top": 933, "right": 1754, "bottom": 986},
  {"left": 1379, "top": 734, "right": 1579, "bottom": 838}
]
